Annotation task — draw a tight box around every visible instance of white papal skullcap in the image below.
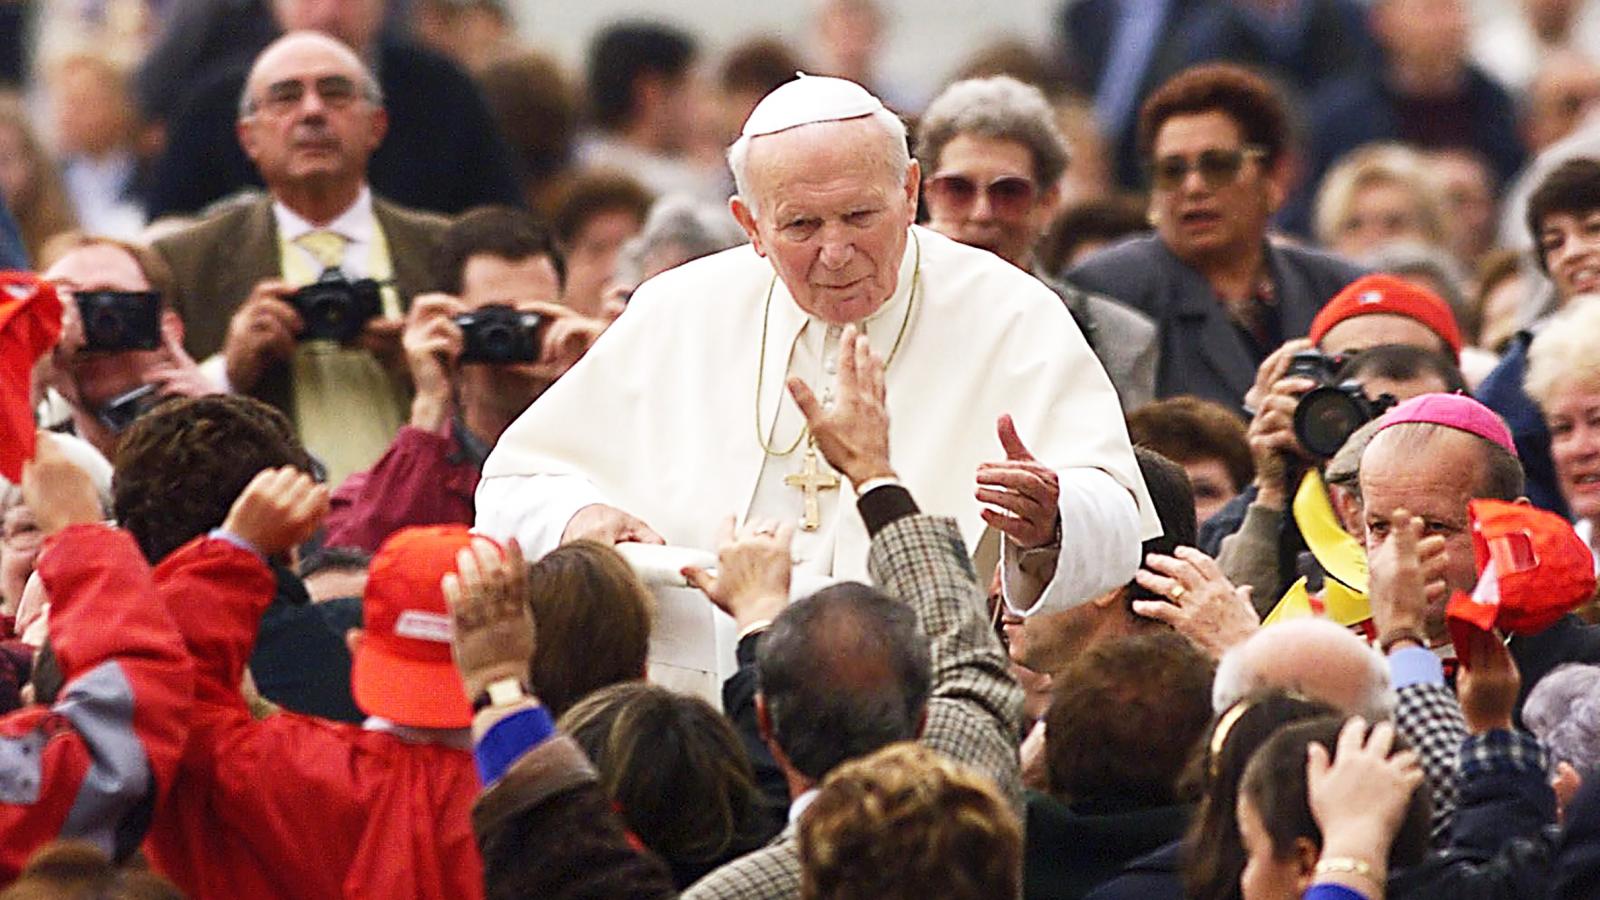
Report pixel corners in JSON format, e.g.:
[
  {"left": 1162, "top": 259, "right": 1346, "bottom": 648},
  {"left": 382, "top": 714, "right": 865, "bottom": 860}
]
[{"left": 740, "top": 73, "right": 886, "bottom": 138}]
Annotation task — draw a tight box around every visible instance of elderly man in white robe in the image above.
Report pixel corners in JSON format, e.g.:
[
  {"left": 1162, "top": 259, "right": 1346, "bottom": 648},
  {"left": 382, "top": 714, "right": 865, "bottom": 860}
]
[{"left": 475, "top": 75, "right": 1157, "bottom": 617}]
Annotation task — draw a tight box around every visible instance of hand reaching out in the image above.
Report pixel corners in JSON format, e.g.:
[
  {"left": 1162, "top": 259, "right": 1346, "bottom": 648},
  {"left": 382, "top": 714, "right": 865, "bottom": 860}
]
[
  {"left": 683, "top": 516, "right": 793, "bottom": 631},
  {"left": 1457, "top": 628, "right": 1520, "bottom": 734},
  {"left": 976, "top": 414, "right": 1060, "bottom": 550},
  {"left": 1367, "top": 508, "right": 1448, "bottom": 646},
  {"left": 441, "top": 537, "right": 533, "bottom": 703},
  {"left": 1132, "top": 546, "right": 1260, "bottom": 658},
  {"left": 788, "top": 324, "right": 893, "bottom": 486},
  {"left": 1308, "top": 718, "right": 1424, "bottom": 893},
  {"left": 219, "top": 466, "right": 328, "bottom": 556},
  {"left": 21, "top": 432, "right": 103, "bottom": 535}
]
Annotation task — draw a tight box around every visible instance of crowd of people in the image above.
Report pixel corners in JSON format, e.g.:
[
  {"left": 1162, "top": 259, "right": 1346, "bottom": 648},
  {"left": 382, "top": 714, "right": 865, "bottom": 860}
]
[{"left": 8, "top": 0, "right": 1600, "bottom": 898}]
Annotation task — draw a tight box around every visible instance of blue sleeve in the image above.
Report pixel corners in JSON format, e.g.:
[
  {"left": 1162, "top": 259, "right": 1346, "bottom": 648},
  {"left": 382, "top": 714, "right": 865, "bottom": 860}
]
[
  {"left": 475, "top": 706, "right": 556, "bottom": 785},
  {"left": 1389, "top": 645, "right": 1446, "bottom": 689}
]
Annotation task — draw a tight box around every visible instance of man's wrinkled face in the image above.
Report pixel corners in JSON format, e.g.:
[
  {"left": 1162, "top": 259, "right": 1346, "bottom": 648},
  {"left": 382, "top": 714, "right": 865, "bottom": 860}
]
[
  {"left": 1148, "top": 111, "right": 1276, "bottom": 269},
  {"left": 47, "top": 244, "right": 163, "bottom": 413},
  {"left": 1538, "top": 209, "right": 1600, "bottom": 304},
  {"left": 1359, "top": 427, "right": 1486, "bottom": 636},
  {"left": 732, "top": 118, "right": 918, "bottom": 325},
  {"left": 237, "top": 35, "right": 386, "bottom": 193},
  {"left": 924, "top": 133, "right": 1058, "bottom": 270}
]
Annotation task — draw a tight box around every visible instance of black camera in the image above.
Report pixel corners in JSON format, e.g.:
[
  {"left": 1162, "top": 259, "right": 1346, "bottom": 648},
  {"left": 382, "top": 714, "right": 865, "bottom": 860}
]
[
  {"left": 95, "top": 383, "right": 162, "bottom": 434},
  {"left": 453, "top": 304, "right": 544, "bottom": 365},
  {"left": 288, "top": 270, "right": 383, "bottom": 343},
  {"left": 1287, "top": 350, "right": 1396, "bottom": 459},
  {"left": 77, "top": 290, "right": 162, "bottom": 352}
]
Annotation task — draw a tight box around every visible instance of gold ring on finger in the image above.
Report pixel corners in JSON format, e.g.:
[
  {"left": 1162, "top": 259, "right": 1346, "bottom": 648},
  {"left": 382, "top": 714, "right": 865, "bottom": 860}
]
[{"left": 1172, "top": 585, "right": 1187, "bottom": 602}]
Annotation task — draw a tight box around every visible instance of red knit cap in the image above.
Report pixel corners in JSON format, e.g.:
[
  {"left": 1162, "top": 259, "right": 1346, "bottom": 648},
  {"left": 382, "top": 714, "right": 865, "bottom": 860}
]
[{"left": 1309, "top": 274, "right": 1463, "bottom": 360}]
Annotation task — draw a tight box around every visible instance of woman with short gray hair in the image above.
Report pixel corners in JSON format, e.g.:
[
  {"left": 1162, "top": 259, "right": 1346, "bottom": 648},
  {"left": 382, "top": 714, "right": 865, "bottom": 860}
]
[{"left": 1523, "top": 662, "right": 1600, "bottom": 774}]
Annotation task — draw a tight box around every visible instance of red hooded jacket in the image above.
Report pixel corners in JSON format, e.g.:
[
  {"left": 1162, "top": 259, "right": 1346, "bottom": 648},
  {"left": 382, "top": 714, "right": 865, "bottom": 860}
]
[
  {"left": 144, "top": 536, "right": 484, "bottom": 900},
  {"left": 0, "top": 524, "right": 193, "bottom": 881}
]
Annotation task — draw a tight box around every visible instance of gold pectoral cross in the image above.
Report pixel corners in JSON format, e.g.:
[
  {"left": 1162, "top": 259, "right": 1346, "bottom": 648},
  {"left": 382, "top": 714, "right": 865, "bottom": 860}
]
[{"left": 784, "top": 446, "right": 840, "bottom": 531}]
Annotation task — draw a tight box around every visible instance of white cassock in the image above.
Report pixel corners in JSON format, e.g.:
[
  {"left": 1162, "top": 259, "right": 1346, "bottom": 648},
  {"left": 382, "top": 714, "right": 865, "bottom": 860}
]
[{"left": 476, "top": 225, "right": 1159, "bottom": 615}]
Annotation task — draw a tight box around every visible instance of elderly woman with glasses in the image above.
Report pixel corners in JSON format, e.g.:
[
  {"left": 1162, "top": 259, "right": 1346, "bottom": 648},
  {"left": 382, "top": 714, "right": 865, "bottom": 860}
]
[
  {"left": 914, "top": 75, "right": 1158, "bottom": 412},
  {"left": 1066, "top": 64, "right": 1365, "bottom": 410}
]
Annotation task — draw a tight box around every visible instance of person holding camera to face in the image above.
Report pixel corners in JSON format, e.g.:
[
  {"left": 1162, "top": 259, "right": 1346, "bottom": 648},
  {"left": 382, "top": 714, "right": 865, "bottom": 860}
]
[
  {"left": 1202, "top": 275, "right": 1468, "bottom": 610},
  {"left": 322, "top": 207, "right": 608, "bottom": 552},
  {"left": 153, "top": 32, "right": 456, "bottom": 486},
  {"left": 42, "top": 235, "right": 219, "bottom": 457}
]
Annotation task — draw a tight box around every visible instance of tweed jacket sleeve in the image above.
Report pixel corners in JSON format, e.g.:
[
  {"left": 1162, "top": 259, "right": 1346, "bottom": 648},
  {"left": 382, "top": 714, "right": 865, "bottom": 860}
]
[
  {"left": 681, "top": 830, "right": 800, "bottom": 900},
  {"left": 1395, "top": 679, "right": 1467, "bottom": 845},
  {"left": 866, "top": 514, "right": 1025, "bottom": 807}
]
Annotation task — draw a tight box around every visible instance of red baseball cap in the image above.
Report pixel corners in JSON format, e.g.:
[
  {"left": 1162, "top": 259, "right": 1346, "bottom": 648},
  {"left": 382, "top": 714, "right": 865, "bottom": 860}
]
[
  {"left": 1309, "top": 274, "right": 1463, "bottom": 360},
  {"left": 1447, "top": 500, "right": 1596, "bottom": 661},
  {"left": 351, "top": 525, "right": 485, "bottom": 729}
]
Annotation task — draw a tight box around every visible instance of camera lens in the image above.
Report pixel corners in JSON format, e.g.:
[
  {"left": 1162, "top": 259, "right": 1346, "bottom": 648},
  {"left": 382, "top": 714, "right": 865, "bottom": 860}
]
[
  {"left": 477, "top": 323, "right": 516, "bottom": 357},
  {"left": 1293, "top": 388, "right": 1367, "bottom": 459},
  {"left": 87, "top": 308, "right": 124, "bottom": 345}
]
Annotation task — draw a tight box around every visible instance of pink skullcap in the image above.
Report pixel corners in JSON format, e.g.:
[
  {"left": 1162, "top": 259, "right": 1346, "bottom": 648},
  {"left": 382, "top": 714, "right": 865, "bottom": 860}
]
[{"left": 1374, "top": 393, "right": 1517, "bottom": 457}]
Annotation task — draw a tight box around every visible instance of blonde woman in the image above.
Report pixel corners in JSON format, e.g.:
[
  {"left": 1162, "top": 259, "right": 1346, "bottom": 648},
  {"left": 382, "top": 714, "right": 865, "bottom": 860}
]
[
  {"left": 1525, "top": 296, "right": 1600, "bottom": 561},
  {"left": 1313, "top": 143, "right": 1447, "bottom": 261}
]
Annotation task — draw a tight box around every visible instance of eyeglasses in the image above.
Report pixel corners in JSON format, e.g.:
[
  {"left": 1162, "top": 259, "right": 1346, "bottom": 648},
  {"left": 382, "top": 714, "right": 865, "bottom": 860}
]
[
  {"left": 926, "top": 173, "right": 1039, "bottom": 216},
  {"left": 1147, "top": 146, "right": 1268, "bottom": 191},
  {"left": 247, "top": 75, "right": 368, "bottom": 117}
]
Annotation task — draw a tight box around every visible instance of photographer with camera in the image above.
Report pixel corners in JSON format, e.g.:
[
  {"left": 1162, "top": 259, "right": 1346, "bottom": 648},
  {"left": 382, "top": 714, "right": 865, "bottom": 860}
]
[
  {"left": 42, "top": 236, "right": 218, "bottom": 456},
  {"left": 1203, "top": 275, "right": 1467, "bottom": 610},
  {"left": 154, "top": 32, "right": 457, "bottom": 486},
  {"left": 323, "top": 207, "right": 608, "bottom": 552}
]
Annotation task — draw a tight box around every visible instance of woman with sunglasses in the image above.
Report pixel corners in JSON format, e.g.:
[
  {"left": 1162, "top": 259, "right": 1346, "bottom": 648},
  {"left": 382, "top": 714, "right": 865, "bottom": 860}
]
[
  {"left": 1068, "top": 63, "right": 1365, "bottom": 412},
  {"left": 914, "top": 74, "right": 1158, "bottom": 413}
]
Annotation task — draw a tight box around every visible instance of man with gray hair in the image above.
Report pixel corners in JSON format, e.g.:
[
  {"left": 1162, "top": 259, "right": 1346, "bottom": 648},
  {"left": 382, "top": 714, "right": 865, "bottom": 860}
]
[
  {"left": 479, "top": 75, "right": 1158, "bottom": 621},
  {"left": 1212, "top": 618, "right": 1395, "bottom": 720},
  {"left": 916, "top": 75, "right": 1156, "bottom": 410}
]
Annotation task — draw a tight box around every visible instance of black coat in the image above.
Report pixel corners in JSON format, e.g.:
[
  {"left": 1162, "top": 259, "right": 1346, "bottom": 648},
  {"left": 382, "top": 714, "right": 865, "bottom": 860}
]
[
  {"left": 1025, "top": 794, "right": 1191, "bottom": 900},
  {"left": 1082, "top": 840, "right": 1185, "bottom": 900},
  {"left": 146, "top": 38, "right": 523, "bottom": 218},
  {"left": 1069, "top": 235, "right": 1364, "bottom": 410}
]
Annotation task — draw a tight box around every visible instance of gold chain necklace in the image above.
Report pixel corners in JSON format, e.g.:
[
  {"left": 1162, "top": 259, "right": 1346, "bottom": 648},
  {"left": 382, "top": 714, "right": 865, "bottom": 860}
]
[{"left": 754, "top": 230, "right": 921, "bottom": 457}]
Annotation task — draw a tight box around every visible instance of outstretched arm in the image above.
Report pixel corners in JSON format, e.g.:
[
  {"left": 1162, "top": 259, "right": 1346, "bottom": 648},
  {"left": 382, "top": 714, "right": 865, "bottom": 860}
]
[{"left": 0, "top": 436, "right": 193, "bottom": 876}]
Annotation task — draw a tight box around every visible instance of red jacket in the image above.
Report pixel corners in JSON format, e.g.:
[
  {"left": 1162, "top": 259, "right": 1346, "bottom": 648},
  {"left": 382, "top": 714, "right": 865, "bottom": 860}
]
[
  {"left": 145, "top": 536, "right": 484, "bottom": 900},
  {"left": 0, "top": 524, "right": 193, "bottom": 881},
  {"left": 324, "top": 425, "right": 479, "bottom": 553}
]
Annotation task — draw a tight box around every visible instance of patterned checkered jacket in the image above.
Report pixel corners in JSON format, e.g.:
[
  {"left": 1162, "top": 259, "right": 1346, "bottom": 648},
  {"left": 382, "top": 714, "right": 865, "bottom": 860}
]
[{"left": 682, "top": 514, "right": 1025, "bottom": 899}]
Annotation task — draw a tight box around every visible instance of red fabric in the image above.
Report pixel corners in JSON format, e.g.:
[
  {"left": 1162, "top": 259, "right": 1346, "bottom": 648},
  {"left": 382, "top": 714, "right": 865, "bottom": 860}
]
[
  {"left": 144, "top": 537, "right": 484, "bottom": 900},
  {"left": 0, "top": 274, "right": 62, "bottom": 482},
  {"left": 0, "top": 525, "right": 193, "bottom": 881},
  {"left": 324, "top": 426, "right": 479, "bottom": 553},
  {"left": 1309, "top": 273, "right": 1463, "bottom": 359},
  {"left": 1447, "top": 499, "right": 1597, "bottom": 665}
]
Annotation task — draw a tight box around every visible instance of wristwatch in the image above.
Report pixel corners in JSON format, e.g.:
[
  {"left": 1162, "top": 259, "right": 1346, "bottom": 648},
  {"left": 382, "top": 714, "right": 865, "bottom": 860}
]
[{"left": 472, "top": 676, "right": 530, "bottom": 713}]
